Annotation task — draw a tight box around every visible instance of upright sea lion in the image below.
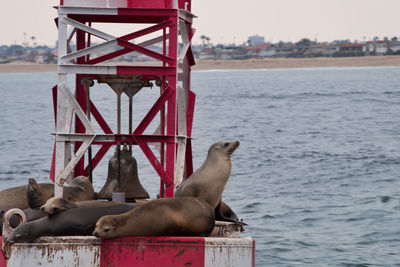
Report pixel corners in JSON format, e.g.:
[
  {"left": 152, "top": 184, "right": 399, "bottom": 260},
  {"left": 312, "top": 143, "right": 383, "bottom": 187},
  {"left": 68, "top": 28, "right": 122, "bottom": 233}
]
[
  {"left": 93, "top": 197, "right": 215, "bottom": 238},
  {"left": 174, "top": 141, "right": 240, "bottom": 209},
  {"left": 8, "top": 204, "right": 139, "bottom": 243},
  {"left": 26, "top": 178, "right": 52, "bottom": 209}
]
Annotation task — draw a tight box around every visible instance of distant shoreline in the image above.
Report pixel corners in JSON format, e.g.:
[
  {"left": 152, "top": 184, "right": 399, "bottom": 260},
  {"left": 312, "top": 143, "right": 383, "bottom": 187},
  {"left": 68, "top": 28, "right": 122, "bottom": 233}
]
[{"left": 1, "top": 56, "right": 400, "bottom": 73}]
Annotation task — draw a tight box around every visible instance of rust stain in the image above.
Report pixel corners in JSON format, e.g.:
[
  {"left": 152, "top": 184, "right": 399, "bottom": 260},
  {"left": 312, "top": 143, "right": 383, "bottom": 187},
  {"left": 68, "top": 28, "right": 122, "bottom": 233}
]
[{"left": 175, "top": 249, "right": 185, "bottom": 257}]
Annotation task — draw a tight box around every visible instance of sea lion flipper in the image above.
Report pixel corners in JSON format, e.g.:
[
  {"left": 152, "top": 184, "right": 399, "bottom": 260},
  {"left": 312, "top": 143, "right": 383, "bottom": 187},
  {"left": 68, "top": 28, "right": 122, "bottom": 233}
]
[{"left": 214, "top": 201, "right": 239, "bottom": 223}]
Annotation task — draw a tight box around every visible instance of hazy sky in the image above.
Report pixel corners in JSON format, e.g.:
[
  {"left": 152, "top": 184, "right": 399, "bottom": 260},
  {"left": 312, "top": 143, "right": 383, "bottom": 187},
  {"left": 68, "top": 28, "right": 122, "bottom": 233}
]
[{"left": 1, "top": 0, "right": 400, "bottom": 46}]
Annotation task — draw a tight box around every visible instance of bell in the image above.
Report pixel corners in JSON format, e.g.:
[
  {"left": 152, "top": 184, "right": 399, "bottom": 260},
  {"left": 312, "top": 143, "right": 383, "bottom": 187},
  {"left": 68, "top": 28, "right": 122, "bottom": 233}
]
[{"left": 98, "top": 144, "right": 149, "bottom": 201}]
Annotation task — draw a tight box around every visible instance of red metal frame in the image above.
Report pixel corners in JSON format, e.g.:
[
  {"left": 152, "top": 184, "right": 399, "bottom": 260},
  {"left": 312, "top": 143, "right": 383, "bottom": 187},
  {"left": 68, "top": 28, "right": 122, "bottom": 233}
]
[{"left": 51, "top": 0, "right": 195, "bottom": 197}]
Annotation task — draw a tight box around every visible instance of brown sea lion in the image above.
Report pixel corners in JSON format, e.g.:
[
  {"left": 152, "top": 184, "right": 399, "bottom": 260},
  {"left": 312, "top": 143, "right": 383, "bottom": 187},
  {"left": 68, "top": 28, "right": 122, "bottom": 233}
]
[
  {"left": 0, "top": 181, "right": 54, "bottom": 210},
  {"left": 0, "top": 176, "right": 95, "bottom": 211},
  {"left": 40, "top": 197, "right": 130, "bottom": 215},
  {"left": 8, "top": 203, "right": 139, "bottom": 243},
  {"left": 27, "top": 176, "right": 95, "bottom": 209},
  {"left": 215, "top": 201, "right": 239, "bottom": 223},
  {"left": 93, "top": 197, "right": 215, "bottom": 238},
  {"left": 26, "top": 178, "right": 52, "bottom": 209},
  {"left": 174, "top": 141, "right": 240, "bottom": 209}
]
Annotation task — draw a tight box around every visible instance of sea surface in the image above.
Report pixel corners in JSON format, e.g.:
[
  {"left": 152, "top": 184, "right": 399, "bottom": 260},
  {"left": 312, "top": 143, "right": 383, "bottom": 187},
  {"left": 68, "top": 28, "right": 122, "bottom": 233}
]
[{"left": 1, "top": 67, "right": 400, "bottom": 266}]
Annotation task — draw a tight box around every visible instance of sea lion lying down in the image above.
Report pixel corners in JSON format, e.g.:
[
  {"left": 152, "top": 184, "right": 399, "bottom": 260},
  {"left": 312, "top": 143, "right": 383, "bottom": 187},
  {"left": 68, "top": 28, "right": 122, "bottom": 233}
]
[
  {"left": 93, "top": 197, "right": 215, "bottom": 239},
  {"left": 9, "top": 197, "right": 216, "bottom": 243},
  {"left": 8, "top": 203, "right": 139, "bottom": 243}
]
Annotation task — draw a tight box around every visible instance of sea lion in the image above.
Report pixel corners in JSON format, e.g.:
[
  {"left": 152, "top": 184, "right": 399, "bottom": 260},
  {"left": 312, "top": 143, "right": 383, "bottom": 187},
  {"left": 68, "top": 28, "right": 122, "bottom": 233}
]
[
  {"left": 93, "top": 197, "right": 215, "bottom": 239},
  {"left": 40, "top": 197, "right": 78, "bottom": 214},
  {"left": 27, "top": 176, "right": 95, "bottom": 209},
  {"left": 26, "top": 178, "right": 52, "bottom": 209},
  {"left": 174, "top": 141, "right": 240, "bottom": 209},
  {"left": 0, "top": 208, "right": 48, "bottom": 235},
  {"left": 8, "top": 203, "right": 139, "bottom": 243},
  {"left": 40, "top": 197, "right": 131, "bottom": 215},
  {"left": 0, "top": 181, "right": 54, "bottom": 210},
  {"left": 0, "top": 176, "right": 95, "bottom": 211},
  {"left": 214, "top": 201, "right": 239, "bottom": 223}
]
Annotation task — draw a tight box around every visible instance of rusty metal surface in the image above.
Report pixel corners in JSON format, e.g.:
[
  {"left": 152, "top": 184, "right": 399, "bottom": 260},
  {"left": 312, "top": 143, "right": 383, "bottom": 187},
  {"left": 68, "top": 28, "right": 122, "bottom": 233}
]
[
  {"left": 204, "top": 237, "right": 255, "bottom": 267},
  {"left": 7, "top": 236, "right": 101, "bottom": 267},
  {"left": 3, "top": 235, "right": 255, "bottom": 267}
]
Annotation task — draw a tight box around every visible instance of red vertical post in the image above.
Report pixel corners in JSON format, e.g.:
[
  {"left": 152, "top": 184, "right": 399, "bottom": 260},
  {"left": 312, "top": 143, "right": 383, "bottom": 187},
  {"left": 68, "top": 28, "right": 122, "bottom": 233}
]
[
  {"left": 165, "top": 17, "right": 178, "bottom": 197},
  {"left": 159, "top": 28, "right": 167, "bottom": 198},
  {"left": 74, "top": 29, "right": 87, "bottom": 177}
]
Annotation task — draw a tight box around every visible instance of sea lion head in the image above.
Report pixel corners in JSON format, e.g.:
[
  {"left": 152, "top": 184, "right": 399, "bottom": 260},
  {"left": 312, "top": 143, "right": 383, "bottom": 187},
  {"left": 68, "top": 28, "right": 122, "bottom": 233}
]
[
  {"left": 27, "top": 178, "right": 52, "bottom": 209},
  {"left": 66, "top": 176, "right": 95, "bottom": 201},
  {"left": 8, "top": 223, "right": 34, "bottom": 243},
  {"left": 210, "top": 140, "right": 240, "bottom": 158},
  {"left": 93, "top": 215, "right": 120, "bottom": 239},
  {"left": 93, "top": 214, "right": 128, "bottom": 241},
  {"left": 40, "top": 197, "right": 77, "bottom": 215}
]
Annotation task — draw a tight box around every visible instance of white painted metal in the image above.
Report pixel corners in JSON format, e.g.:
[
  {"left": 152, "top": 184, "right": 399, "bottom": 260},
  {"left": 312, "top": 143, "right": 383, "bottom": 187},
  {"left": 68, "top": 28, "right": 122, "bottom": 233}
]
[
  {"left": 59, "top": 6, "right": 119, "bottom": 16},
  {"left": 55, "top": 83, "right": 97, "bottom": 185},
  {"left": 55, "top": 78, "right": 74, "bottom": 196},
  {"left": 63, "top": 17, "right": 115, "bottom": 41},
  {"left": 60, "top": 39, "right": 119, "bottom": 64},
  {"left": 62, "top": 0, "right": 127, "bottom": 9},
  {"left": 178, "top": 10, "right": 197, "bottom": 24},
  {"left": 57, "top": 16, "right": 68, "bottom": 64},
  {"left": 174, "top": 138, "right": 186, "bottom": 187},
  {"left": 6, "top": 236, "right": 254, "bottom": 267},
  {"left": 204, "top": 237, "right": 254, "bottom": 267},
  {"left": 59, "top": 83, "right": 96, "bottom": 134},
  {"left": 58, "top": 65, "right": 118, "bottom": 75},
  {"left": 7, "top": 237, "right": 101, "bottom": 267},
  {"left": 178, "top": 19, "right": 191, "bottom": 60}
]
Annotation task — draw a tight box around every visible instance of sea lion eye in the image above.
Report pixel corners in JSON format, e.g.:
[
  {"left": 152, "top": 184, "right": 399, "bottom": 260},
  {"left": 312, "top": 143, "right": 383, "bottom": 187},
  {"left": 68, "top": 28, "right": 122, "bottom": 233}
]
[
  {"left": 16, "top": 234, "right": 21, "bottom": 240},
  {"left": 104, "top": 227, "right": 110, "bottom": 233},
  {"left": 224, "top": 143, "right": 229, "bottom": 147}
]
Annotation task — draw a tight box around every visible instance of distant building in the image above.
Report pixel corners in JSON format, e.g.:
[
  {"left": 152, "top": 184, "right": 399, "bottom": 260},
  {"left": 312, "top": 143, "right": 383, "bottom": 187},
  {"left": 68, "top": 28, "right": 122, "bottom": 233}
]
[
  {"left": 245, "top": 43, "right": 271, "bottom": 58},
  {"left": 248, "top": 35, "right": 265, "bottom": 47},
  {"left": 388, "top": 41, "right": 400, "bottom": 54},
  {"left": 306, "top": 43, "right": 329, "bottom": 57},
  {"left": 323, "top": 44, "right": 341, "bottom": 57},
  {"left": 366, "top": 40, "right": 389, "bottom": 56},
  {"left": 336, "top": 43, "right": 365, "bottom": 57}
]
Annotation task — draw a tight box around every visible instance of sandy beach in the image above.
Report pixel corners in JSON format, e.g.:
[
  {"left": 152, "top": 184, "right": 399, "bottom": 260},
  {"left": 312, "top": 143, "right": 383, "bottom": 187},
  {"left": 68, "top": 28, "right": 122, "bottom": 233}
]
[{"left": 1, "top": 56, "right": 400, "bottom": 73}]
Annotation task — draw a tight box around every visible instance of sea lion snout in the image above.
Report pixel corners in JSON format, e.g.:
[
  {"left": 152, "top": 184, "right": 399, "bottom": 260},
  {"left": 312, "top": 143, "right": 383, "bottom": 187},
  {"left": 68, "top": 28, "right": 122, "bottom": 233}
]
[
  {"left": 229, "top": 140, "right": 240, "bottom": 153},
  {"left": 219, "top": 140, "right": 240, "bottom": 154}
]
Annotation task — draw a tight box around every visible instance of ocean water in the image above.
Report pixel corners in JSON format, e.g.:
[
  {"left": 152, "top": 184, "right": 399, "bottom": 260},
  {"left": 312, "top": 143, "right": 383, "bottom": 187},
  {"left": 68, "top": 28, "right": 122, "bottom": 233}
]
[{"left": 1, "top": 67, "right": 400, "bottom": 266}]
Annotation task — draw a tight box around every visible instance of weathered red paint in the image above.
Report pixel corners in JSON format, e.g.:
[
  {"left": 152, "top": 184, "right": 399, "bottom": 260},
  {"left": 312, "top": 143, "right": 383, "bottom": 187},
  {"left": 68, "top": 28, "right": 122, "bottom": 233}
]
[
  {"left": 0, "top": 237, "right": 6, "bottom": 266},
  {"left": 100, "top": 236, "right": 205, "bottom": 267},
  {"left": 252, "top": 238, "right": 256, "bottom": 267},
  {"left": 126, "top": 0, "right": 167, "bottom": 8}
]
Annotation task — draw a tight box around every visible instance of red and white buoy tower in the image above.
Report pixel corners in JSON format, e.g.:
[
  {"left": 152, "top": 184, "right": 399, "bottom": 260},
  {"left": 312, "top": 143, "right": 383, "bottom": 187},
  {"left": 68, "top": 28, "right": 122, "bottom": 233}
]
[
  {"left": 0, "top": 1, "right": 255, "bottom": 266},
  {"left": 51, "top": 0, "right": 196, "bottom": 198}
]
